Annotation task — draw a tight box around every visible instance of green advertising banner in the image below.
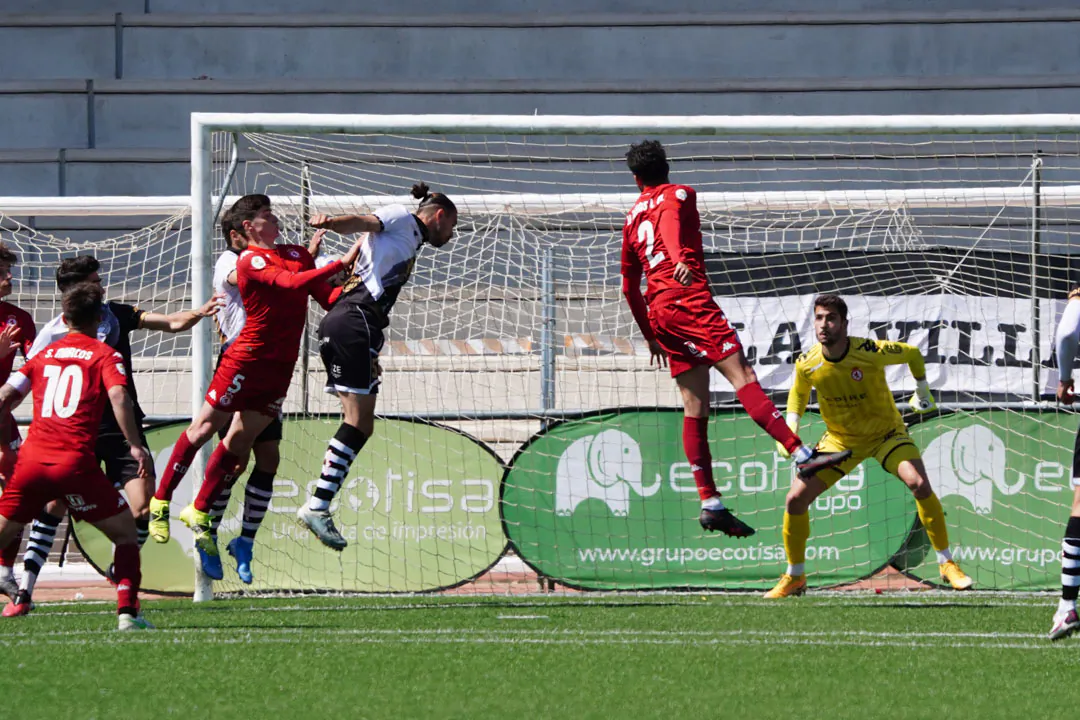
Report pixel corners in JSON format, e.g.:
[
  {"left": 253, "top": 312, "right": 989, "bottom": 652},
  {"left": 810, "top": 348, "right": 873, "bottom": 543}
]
[
  {"left": 898, "top": 411, "right": 1071, "bottom": 590},
  {"left": 73, "top": 418, "right": 507, "bottom": 594},
  {"left": 501, "top": 409, "right": 917, "bottom": 590}
]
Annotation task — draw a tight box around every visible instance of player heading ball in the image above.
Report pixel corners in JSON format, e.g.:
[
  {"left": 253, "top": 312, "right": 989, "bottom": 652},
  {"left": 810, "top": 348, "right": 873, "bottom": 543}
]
[{"left": 620, "top": 140, "right": 852, "bottom": 538}]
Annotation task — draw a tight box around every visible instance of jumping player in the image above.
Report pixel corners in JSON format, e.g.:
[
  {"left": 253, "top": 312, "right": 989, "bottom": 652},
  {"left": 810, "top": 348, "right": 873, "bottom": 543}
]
[
  {"left": 198, "top": 225, "right": 327, "bottom": 583},
  {"left": 1049, "top": 287, "right": 1080, "bottom": 639},
  {"left": 149, "top": 194, "right": 363, "bottom": 558},
  {"left": 764, "top": 294, "right": 972, "bottom": 598},
  {"left": 0, "top": 283, "right": 153, "bottom": 629},
  {"left": 7, "top": 256, "right": 221, "bottom": 611},
  {"left": 296, "top": 182, "right": 457, "bottom": 550},
  {"left": 620, "top": 140, "right": 850, "bottom": 538},
  {"left": 0, "top": 242, "right": 36, "bottom": 598}
]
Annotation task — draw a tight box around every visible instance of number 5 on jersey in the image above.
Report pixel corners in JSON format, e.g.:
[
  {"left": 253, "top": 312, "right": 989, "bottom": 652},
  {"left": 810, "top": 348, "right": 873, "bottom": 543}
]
[{"left": 41, "top": 365, "right": 83, "bottom": 418}]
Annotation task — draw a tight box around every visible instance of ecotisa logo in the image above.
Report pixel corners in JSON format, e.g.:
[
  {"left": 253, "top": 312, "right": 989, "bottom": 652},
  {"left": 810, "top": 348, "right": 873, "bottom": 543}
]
[{"left": 554, "top": 430, "right": 661, "bottom": 517}]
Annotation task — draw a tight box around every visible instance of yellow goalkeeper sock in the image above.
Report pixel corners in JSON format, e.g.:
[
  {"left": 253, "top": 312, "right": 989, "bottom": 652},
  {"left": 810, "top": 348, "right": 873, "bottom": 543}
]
[
  {"left": 916, "top": 492, "right": 950, "bottom": 553},
  {"left": 783, "top": 511, "right": 810, "bottom": 575}
]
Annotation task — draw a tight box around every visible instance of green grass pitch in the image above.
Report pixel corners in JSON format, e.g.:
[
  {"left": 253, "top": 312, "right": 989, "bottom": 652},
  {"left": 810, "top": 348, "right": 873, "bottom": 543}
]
[{"left": 4, "top": 593, "right": 1076, "bottom": 719}]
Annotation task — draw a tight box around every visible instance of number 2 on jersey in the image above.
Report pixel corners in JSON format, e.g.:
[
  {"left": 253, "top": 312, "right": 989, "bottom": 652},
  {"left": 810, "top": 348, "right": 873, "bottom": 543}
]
[
  {"left": 637, "top": 220, "right": 665, "bottom": 268},
  {"left": 41, "top": 365, "right": 84, "bottom": 418}
]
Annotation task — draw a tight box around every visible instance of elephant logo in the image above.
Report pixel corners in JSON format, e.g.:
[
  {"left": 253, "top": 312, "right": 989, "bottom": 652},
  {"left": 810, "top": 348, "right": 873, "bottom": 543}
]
[
  {"left": 554, "top": 430, "right": 661, "bottom": 517},
  {"left": 923, "top": 423, "right": 1020, "bottom": 514}
]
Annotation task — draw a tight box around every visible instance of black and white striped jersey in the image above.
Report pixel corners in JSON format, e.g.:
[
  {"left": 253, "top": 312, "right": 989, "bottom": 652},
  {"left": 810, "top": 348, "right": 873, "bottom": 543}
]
[{"left": 337, "top": 204, "right": 425, "bottom": 327}]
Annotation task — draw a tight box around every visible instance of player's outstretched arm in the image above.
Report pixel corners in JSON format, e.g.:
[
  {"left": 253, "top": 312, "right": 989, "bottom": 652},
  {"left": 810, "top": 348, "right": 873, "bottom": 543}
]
[
  {"left": 140, "top": 293, "right": 225, "bottom": 333},
  {"left": 1056, "top": 297, "right": 1080, "bottom": 403},
  {"left": 309, "top": 213, "right": 382, "bottom": 235},
  {"left": 107, "top": 385, "right": 151, "bottom": 479}
]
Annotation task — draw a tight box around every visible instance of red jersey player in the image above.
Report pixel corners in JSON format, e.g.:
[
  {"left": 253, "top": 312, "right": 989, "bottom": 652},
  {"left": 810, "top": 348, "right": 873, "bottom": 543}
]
[
  {"left": 0, "top": 242, "right": 36, "bottom": 598},
  {"left": 149, "top": 194, "right": 364, "bottom": 562},
  {"left": 0, "top": 283, "right": 152, "bottom": 630},
  {"left": 620, "top": 140, "right": 851, "bottom": 537}
]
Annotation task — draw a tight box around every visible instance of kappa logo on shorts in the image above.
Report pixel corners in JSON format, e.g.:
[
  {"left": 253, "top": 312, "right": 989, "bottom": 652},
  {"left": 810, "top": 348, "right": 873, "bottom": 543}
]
[
  {"left": 208, "top": 389, "right": 217, "bottom": 401},
  {"left": 850, "top": 368, "right": 863, "bottom": 381},
  {"left": 722, "top": 342, "right": 736, "bottom": 353},
  {"left": 684, "top": 342, "right": 707, "bottom": 358}
]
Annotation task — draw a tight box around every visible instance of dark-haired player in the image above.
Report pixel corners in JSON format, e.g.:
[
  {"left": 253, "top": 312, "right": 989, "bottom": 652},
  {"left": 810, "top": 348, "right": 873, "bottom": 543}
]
[
  {"left": 766, "top": 294, "right": 970, "bottom": 598},
  {"left": 0, "top": 283, "right": 153, "bottom": 630},
  {"left": 150, "top": 194, "right": 364, "bottom": 560},
  {"left": 9, "top": 255, "right": 220, "bottom": 611},
  {"left": 0, "top": 242, "right": 36, "bottom": 598},
  {"left": 198, "top": 224, "right": 327, "bottom": 584},
  {"left": 620, "top": 140, "right": 851, "bottom": 538},
  {"left": 297, "top": 181, "right": 457, "bottom": 550}
]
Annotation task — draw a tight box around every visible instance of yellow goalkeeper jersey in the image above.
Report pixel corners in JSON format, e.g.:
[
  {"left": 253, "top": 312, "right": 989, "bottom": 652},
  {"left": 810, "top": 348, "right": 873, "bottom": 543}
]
[{"left": 787, "top": 336, "right": 926, "bottom": 443}]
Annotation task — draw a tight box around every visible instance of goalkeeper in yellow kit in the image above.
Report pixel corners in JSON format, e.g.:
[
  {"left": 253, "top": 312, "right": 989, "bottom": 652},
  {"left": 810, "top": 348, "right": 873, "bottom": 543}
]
[{"left": 765, "top": 294, "right": 972, "bottom": 598}]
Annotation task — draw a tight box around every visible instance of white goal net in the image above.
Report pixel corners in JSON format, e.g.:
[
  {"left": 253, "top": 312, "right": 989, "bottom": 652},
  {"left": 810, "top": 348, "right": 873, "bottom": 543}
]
[{"left": 18, "top": 114, "right": 1080, "bottom": 596}]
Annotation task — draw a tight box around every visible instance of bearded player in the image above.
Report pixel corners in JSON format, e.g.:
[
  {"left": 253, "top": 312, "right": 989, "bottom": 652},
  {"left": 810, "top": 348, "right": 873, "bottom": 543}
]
[
  {"left": 620, "top": 140, "right": 851, "bottom": 538},
  {"left": 764, "top": 294, "right": 972, "bottom": 598},
  {"left": 149, "top": 194, "right": 363, "bottom": 558},
  {"left": 296, "top": 182, "right": 457, "bottom": 550},
  {"left": 0, "top": 283, "right": 152, "bottom": 630}
]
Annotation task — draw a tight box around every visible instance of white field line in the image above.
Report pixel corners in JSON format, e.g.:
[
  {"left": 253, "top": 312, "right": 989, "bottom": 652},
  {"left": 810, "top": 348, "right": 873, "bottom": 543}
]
[
  {"left": 0, "top": 629, "right": 1056, "bottom": 651},
  {"left": 24, "top": 595, "right": 1057, "bottom": 618}
]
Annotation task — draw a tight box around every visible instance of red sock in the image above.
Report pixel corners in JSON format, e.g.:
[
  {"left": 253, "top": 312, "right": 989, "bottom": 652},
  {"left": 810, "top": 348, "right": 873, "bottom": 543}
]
[
  {"left": 193, "top": 444, "right": 241, "bottom": 513},
  {"left": 683, "top": 416, "right": 719, "bottom": 501},
  {"left": 154, "top": 431, "right": 199, "bottom": 501},
  {"left": 0, "top": 531, "right": 19, "bottom": 568},
  {"left": 113, "top": 543, "right": 141, "bottom": 614},
  {"left": 736, "top": 381, "right": 802, "bottom": 455}
]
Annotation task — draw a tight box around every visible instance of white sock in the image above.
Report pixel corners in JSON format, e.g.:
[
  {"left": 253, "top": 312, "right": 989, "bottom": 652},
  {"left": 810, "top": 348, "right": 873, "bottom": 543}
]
[
  {"left": 1059, "top": 598, "right": 1076, "bottom": 615},
  {"left": 20, "top": 569, "right": 38, "bottom": 595},
  {"left": 793, "top": 445, "right": 813, "bottom": 463},
  {"left": 936, "top": 548, "right": 953, "bottom": 563},
  {"left": 701, "top": 496, "right": 725, "bottom": 511},
  {"left": 308, "top": 496, "right": 330, "bottom": 513},
  {"left": 786, "top": 563, "right": 805, "bottom": 577},
  {"left": 0, "top": 565, "right": 13, "bottom": 582}
]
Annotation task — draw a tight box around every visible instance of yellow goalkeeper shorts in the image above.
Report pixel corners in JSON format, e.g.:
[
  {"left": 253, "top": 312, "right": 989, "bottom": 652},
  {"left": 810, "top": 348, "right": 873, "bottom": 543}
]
[{"left": 812, "top": 425, "right": 921, "bottom": 487}]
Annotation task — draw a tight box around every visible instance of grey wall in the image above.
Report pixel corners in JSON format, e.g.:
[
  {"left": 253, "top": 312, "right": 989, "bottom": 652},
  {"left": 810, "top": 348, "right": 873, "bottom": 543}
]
[{"left": 0, "top": 5, "right": 1076, "bottom": 201}]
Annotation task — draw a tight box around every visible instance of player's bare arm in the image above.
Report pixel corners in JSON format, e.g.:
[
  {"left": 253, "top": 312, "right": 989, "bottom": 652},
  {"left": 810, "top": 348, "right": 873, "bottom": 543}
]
[
  {"left": 0, "top": 383, "right": 24, "bottom": 420},
  {"left": 307, "top": 228, "right": 326, "bottom": 258},
  {"left": 309, "top": 213, "right": 383, "bottom": 235},
  {"left": 0, "top": 324, "right": 21, "bottom": 362},
  {"left": 1056, "top": 296, "right": 1080, "bottom": 405},
  {"left": 139, "top": 293, "right": 225, "bottom": 333},
  {"left": 107, "top": 385, "right": 151, "bottom": 480}
]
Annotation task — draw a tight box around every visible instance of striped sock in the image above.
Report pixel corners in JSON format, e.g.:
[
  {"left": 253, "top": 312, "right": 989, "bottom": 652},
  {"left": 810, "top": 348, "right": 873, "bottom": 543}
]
[
  {"left": 135, "top": 516, "right": 149, "bottom": 548},
  {"left": 22, "top": 511, "right": 62, "bottom": 595},
  {"left": 209, "top": 485, "right": 232, "bottom": 537},
  {"left": 1061, "top": 516, "right": 1080, "bottom": 607},
  {"left": 308, "top": 424, "right": 367, "bottom": 512},
  {"left": 241, "top": 469, "right": 275, "bottom": 541}
]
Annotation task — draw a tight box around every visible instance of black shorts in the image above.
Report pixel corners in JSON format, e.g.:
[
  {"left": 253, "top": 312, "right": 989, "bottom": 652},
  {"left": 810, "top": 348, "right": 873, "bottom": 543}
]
[
  {"left": 214, "top": 346, "right": 283, "bottom": 443},
  {"left": 318, "top": 303, "right": 384, "bottom": 396},
  {"left": 95, "top": 429, "right": 151, "bottom": 489},
  {"left": 216, "top": 414, "right": 284, "bottom": 444}
]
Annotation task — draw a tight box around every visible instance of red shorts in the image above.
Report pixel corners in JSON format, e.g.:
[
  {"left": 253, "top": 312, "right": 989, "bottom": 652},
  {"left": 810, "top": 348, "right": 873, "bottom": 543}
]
[
  {"left": 649, "top": 292, "right": 743, "bottom": 377},
  {"left": 206, "top": 357, "right": 293, "bottom": 418},
  {"left": 0, "top": 457, "right": 128, "bottom": 524}
]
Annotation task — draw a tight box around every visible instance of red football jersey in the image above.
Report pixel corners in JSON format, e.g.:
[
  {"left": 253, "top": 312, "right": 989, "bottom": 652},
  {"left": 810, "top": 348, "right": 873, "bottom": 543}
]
[
  {"left": 0, "top": 301, "right": 36, "bottom": 381},
  {"left": 11, "top": 332, "right": 127, "bottom": 465},
  {"left": 621, "top": 184, "right": 710, "bottom": 304},
  {"left": 228, "top": 244, "right": 338, "bottom": 366}
]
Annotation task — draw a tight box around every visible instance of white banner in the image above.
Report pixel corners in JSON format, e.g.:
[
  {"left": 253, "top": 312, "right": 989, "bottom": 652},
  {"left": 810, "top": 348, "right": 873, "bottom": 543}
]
[{"left": 712, "top": 294, "right": 1066, "bottom": 396}]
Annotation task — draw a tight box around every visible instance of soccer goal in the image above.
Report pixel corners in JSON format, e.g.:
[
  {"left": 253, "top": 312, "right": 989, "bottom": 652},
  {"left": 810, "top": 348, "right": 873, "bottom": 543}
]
[{"left": 182, "top": 113, "right": 1080, "bottom": 596}]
